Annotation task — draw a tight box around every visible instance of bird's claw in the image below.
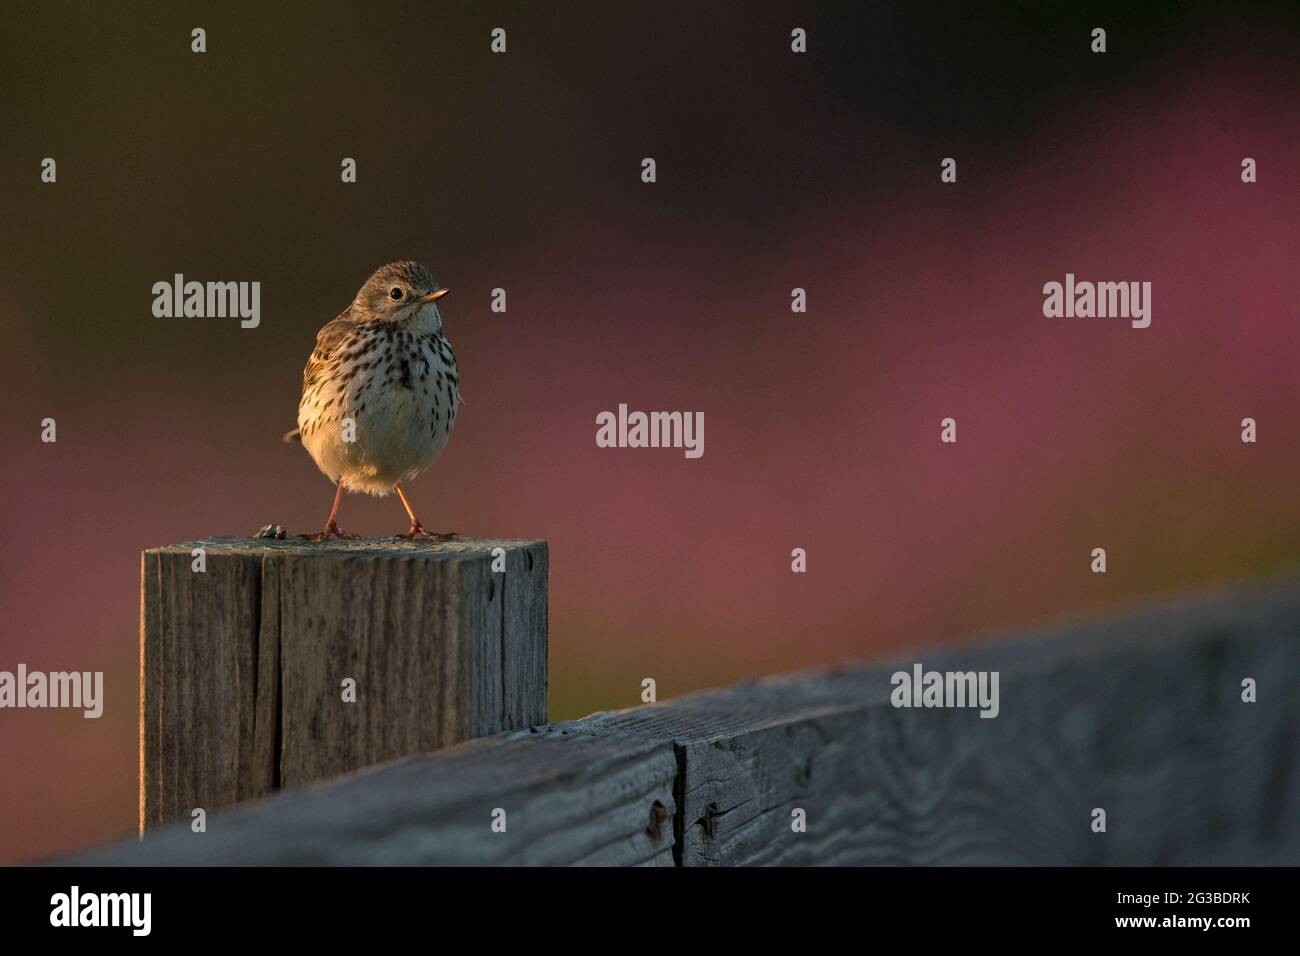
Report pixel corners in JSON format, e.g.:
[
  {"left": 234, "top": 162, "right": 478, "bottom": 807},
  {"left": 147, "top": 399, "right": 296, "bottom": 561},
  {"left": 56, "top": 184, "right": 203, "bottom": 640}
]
[
  {"left": 400, "top": 524, "right": 458, "bottom": 542},
  {"left": 301, "top": 521, "right": 360, "bottom": 541}
]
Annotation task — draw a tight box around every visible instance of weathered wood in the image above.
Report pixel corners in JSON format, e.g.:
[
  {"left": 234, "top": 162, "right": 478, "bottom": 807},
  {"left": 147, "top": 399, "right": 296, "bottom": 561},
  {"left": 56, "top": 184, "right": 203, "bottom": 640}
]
[
  {"left": 606, "top": 578, "right": 1300, "bottom": 866},
  {"left": 140, "top": 537, "right": 548, "bottom": 831},
  {"left": 576, "top": 578, "right": 1300, "bottom": 865},
  {"left": 94, "top": 573, "right": 1298, "bottom": 865},
  {"left": 108, "top": 732, "right": 674, "bottom": 866}
]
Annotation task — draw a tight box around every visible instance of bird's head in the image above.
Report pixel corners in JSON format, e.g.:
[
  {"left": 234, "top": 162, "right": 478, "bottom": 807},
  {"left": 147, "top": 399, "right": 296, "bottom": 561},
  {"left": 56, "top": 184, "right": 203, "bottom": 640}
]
[{"left": 352, "top": 260, "right": 448, "bottom": 331}]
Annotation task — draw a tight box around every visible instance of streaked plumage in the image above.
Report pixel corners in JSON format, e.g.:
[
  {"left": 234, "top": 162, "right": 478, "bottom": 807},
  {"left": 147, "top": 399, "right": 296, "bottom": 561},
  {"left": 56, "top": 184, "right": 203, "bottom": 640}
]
[{"left": 289, "top": 261, "right": 460, "bottom": 538}]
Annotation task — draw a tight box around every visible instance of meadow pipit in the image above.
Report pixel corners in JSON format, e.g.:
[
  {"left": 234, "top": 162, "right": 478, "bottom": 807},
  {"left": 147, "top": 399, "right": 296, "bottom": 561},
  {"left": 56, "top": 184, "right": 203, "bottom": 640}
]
[{"left": 285, "top": 261, "right": 460, "bottom": 539}]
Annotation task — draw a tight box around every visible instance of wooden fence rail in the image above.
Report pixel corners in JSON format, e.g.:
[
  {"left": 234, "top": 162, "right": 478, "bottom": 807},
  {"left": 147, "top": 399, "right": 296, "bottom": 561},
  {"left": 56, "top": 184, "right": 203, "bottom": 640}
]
[{"left": 79, "top": 574, "right": 1300, "bottom": 865}]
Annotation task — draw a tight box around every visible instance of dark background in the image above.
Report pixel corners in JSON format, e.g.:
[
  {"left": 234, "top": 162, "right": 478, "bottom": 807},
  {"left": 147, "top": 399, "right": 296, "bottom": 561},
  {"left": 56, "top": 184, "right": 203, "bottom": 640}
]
[{"left": 2, "top": 0, "right": 1298, "bottom": 862}]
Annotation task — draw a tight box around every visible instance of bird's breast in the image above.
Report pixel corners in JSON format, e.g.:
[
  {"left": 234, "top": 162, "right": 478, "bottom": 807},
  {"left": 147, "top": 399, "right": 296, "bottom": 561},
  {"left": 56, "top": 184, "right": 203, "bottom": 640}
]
[{"left": 351, "top": 332, "right": 458, "bottom": 429}]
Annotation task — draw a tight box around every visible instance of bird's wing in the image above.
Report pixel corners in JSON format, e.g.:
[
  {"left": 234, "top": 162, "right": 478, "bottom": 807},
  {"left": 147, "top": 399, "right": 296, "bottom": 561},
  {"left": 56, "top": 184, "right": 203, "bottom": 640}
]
[
  {"left": 302, "top": 312, "right": 358, "bottom": 390},
  {"left": 287, "top": 312, "right": 359, "bottom": 441}
]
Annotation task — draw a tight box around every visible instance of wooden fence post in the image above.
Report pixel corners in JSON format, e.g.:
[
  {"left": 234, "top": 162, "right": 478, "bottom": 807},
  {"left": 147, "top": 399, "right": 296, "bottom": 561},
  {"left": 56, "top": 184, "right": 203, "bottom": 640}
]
[{"left": 139, "top": 536, "right": 547, "bottom": 831}]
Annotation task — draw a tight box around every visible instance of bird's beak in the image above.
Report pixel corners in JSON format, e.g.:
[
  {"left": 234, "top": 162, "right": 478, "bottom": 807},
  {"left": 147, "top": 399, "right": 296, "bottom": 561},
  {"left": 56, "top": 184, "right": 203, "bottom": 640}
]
[{"left": 416, "top": 288, "right": 449, "bottom": 303}]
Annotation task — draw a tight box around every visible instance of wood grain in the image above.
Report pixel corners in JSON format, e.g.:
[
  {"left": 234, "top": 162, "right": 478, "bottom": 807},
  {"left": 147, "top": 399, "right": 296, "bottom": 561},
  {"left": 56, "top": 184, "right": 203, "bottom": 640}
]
[
  {"left": 106, "top": 573, "right": 1298, "bottom": 865},
  {"left": 576, "top": 577, "right": 1300, "bottom": 865},
  {"left": 112, "top": 732, "right": 675, "bottom": 866},
  {"left": 139, "top": 537, "right": 547, "bottom": 831}
]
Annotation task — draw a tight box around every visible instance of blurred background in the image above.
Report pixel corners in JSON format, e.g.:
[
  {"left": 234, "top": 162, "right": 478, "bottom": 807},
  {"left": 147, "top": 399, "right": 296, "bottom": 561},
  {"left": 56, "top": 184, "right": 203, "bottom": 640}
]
[{"left": 1, "top": 1, "right": 1298, "bottom": 863}]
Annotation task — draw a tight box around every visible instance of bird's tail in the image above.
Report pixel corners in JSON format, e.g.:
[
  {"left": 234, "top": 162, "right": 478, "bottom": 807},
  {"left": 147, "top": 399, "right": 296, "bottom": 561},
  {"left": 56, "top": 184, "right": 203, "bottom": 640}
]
[{"left": 283, "top": 427, "right": 302, "bottom": 443}]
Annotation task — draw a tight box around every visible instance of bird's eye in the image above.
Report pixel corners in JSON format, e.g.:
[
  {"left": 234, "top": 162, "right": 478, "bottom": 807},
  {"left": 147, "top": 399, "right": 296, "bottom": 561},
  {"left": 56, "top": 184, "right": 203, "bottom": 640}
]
[{"left": 390, "top": 287, "right": 404, "bottom": 300}]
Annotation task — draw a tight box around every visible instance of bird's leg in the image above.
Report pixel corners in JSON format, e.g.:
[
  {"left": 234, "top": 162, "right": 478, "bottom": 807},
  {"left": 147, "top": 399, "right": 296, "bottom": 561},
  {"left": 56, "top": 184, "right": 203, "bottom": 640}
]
[
  {"left": 395, "top": 484, "right": 457, "bottom": 540},
  {"left": 303, "top": 481, "right": 359, "bottom": 540}
]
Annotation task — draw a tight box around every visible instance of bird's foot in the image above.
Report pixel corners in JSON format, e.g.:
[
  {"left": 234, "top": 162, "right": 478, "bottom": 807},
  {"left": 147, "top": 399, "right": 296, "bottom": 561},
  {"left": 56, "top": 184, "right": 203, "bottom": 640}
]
[
  {"left": 301, "top": 521, "right": 360, "bottom": 541},
  {"left": 400, "top": 522, "right": 458, "bottom": 542}
]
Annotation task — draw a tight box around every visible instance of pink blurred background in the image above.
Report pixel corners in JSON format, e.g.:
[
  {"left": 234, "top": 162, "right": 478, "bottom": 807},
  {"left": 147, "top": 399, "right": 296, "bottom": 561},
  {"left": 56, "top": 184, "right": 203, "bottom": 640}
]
[{"left": 1, "top": 2, "right": 1298, "bottom": 862}]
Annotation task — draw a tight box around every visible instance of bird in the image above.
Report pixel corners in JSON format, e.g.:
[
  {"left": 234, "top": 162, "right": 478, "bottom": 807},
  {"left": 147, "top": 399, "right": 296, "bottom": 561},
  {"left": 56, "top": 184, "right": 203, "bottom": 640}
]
[{"left": 284, "top": 261, "right": 461, "bottom": 540}]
